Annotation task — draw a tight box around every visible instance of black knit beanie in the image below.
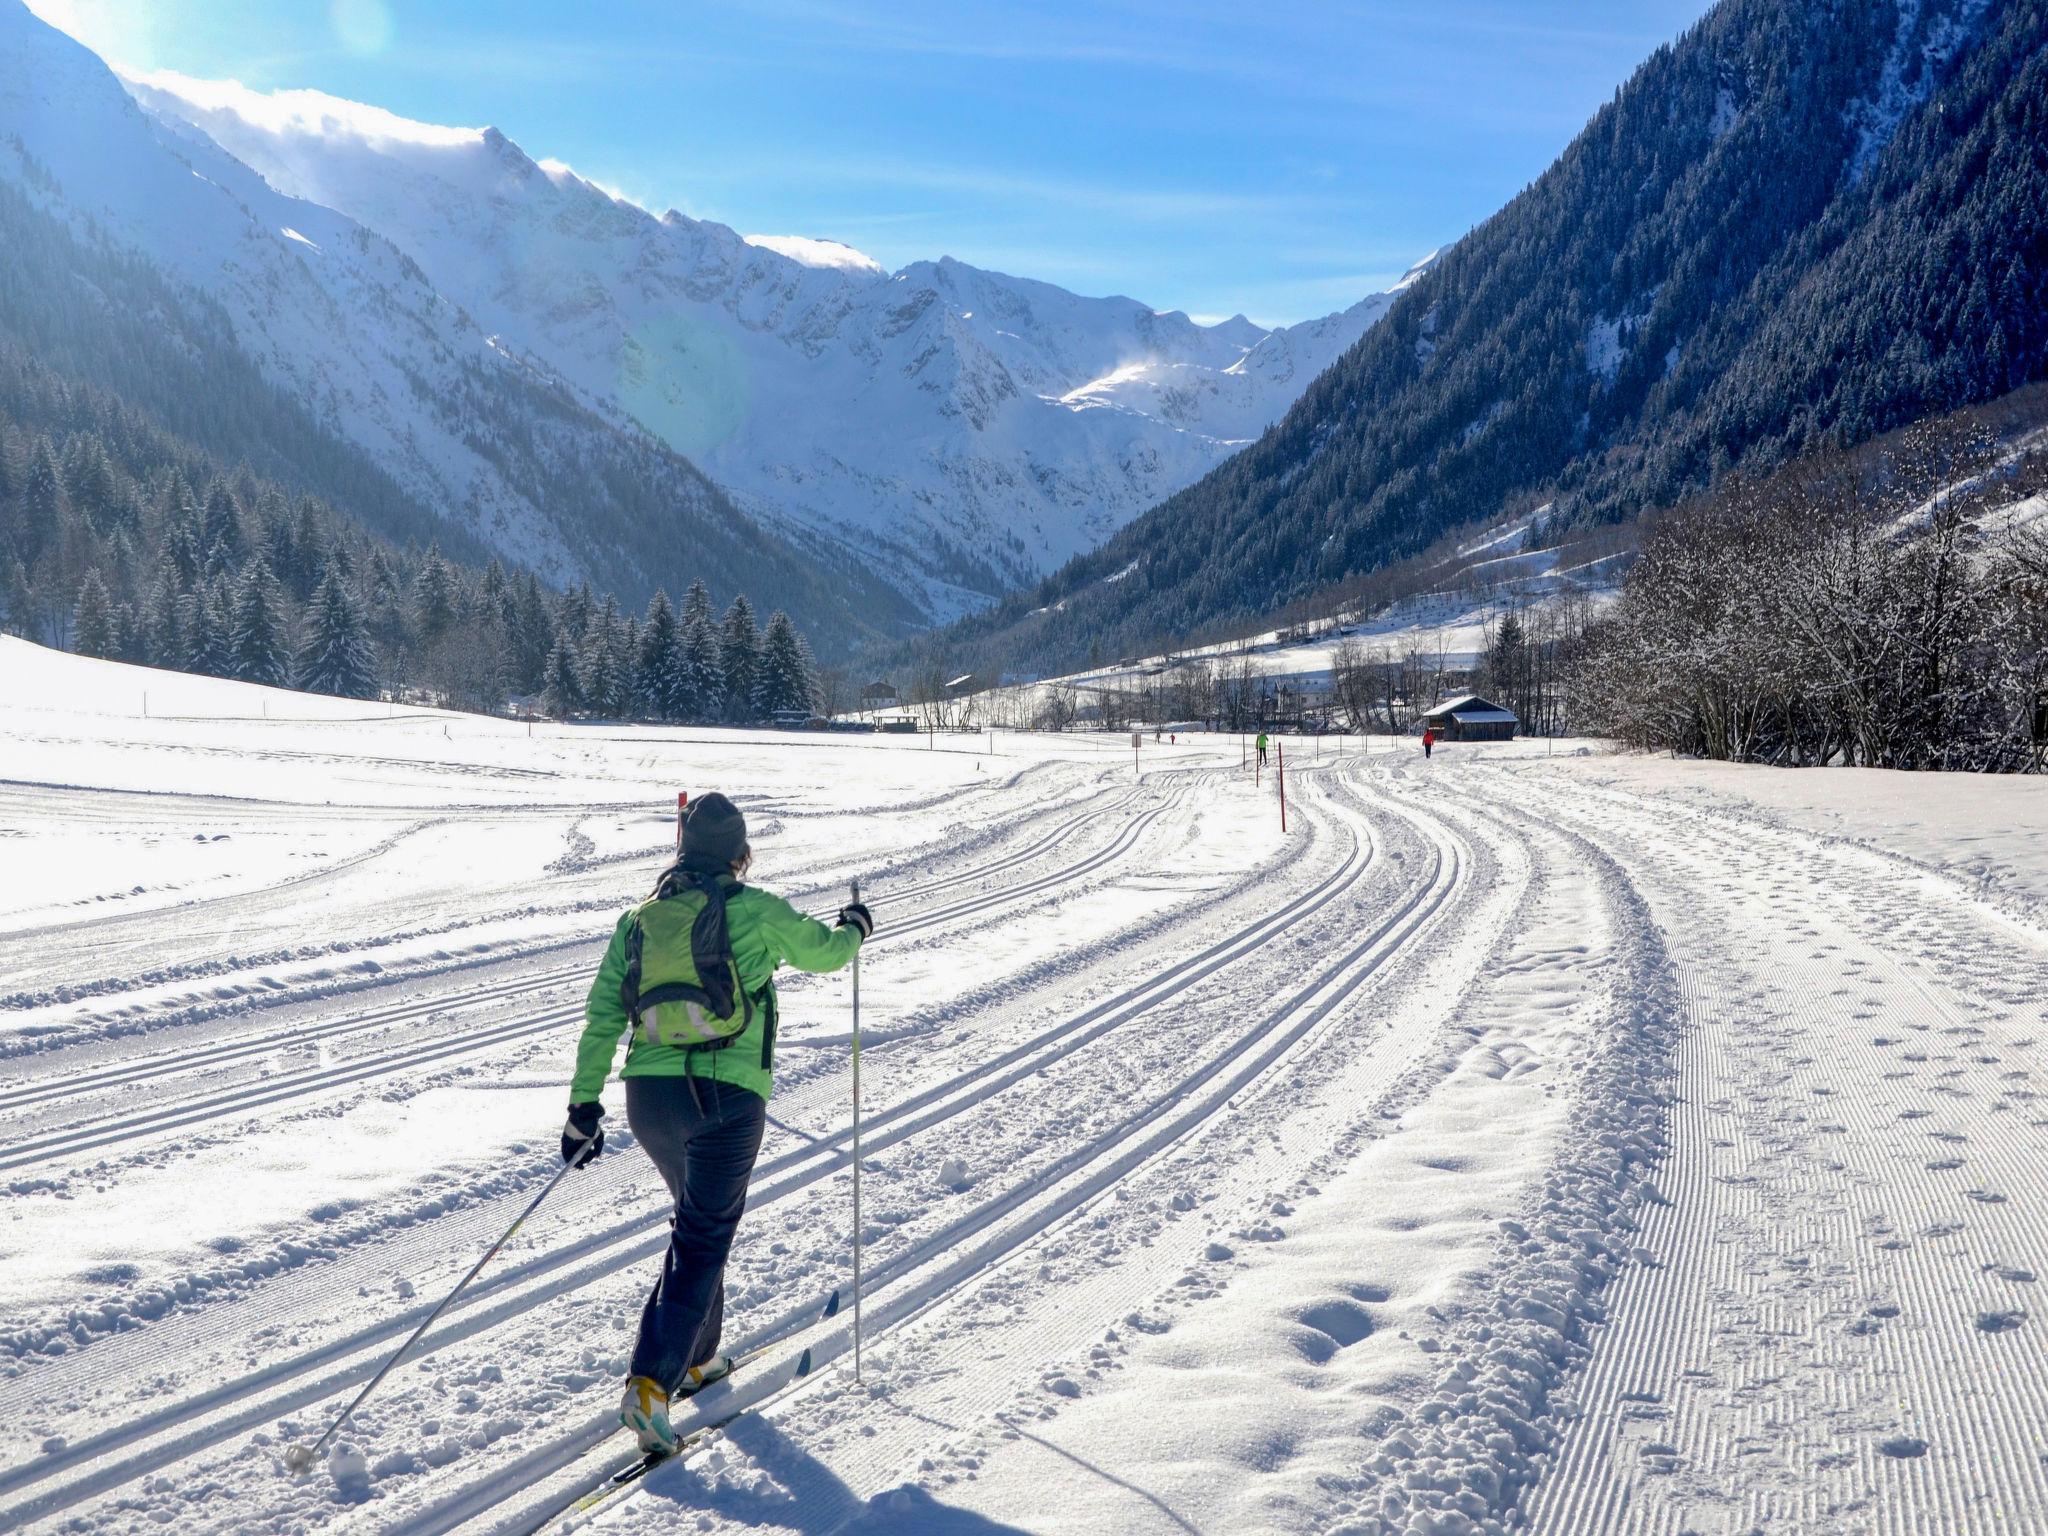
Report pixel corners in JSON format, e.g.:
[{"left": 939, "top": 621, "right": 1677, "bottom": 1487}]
[{"left": 680, "top": 792, "right": 748, "bottom": 870}]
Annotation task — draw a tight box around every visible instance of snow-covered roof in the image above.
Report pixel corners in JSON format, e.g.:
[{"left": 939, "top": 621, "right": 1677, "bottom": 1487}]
[
  {"left": 1424, "top": 693, "right": 1517, "bottom": 721},
  {"left": 1448, "top": 709, "right": 1517, "bottom": 724}
]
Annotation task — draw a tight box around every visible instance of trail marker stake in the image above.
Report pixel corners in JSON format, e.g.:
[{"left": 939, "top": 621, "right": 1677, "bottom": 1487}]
[{"left": 1278, "top": 741, "right": 1287, "bottom": 832}]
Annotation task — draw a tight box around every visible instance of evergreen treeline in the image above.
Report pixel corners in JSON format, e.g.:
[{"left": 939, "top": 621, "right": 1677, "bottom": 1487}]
[
  {"left": 0, "top": 165, "right": 911, "bottom": 658},
  {"left": 917, "top": 0, "right": 2048, "bottom": 679},
  {"left": 0, "top": 348, "right": 819, "bottom": 721}
]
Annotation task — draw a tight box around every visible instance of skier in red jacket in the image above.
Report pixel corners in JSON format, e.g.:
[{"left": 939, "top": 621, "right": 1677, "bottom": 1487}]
[{"left": 1422, "top": 726, "right": 1437, "bottom": 759}]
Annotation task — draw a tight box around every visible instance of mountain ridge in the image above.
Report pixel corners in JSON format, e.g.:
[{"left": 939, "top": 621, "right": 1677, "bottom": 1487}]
[
  {"left": 920, "top": 0, "right": 2048, "bottom": 675},
  {"left": 124, "top": 68, "right": 1413, "bottom": 620}
]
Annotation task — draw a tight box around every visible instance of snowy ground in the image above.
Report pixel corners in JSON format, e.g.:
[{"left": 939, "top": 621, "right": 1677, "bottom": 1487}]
[{"left": 2, "top": 637, "right": 2043, "bottom": 1536}]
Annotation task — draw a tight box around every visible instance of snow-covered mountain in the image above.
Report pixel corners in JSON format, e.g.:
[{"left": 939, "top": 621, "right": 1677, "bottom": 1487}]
[
  {"left": 0, "top": 0, "right": 918, "bottom": 651},
  {"left": 124, "top": 71, "right": 1410, "bottom": 619}
]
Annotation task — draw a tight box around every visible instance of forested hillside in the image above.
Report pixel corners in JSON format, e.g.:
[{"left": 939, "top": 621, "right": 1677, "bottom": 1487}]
[
  {"left": 927, "top": 0, "right": 2048, "bottom": 676},
  {"left": 0, "top": 183, "right": 827, "bottom": 720}
]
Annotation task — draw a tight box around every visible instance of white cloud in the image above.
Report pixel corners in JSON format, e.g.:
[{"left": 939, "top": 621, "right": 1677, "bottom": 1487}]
[
  {"left": 131, "top": 68, "right": 659, "bottom": 213},
  {"left": 124, "top": 67, "right": 479, "bottom": 148},
  {"left": 742, "top": 234, "right": 885, "bottom": 275}
]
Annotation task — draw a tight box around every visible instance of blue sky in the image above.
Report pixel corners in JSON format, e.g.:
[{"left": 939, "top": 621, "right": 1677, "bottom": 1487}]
[{"left": 31, "top": 0, "right": 1716, "bottom": 325}]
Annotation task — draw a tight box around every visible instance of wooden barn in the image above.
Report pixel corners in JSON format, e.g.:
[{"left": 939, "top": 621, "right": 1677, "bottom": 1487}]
[{"left": 1422, "top": 693, "right": 1519, "bottom": 742}]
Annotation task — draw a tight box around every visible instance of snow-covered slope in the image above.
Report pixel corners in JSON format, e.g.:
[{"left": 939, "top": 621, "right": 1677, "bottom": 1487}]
[
  {"left": 0, "top": 0, "right": 916, "bottom": 651},
  {"left": 125, "top": 71, "right": 1409, "bottom": 617}
]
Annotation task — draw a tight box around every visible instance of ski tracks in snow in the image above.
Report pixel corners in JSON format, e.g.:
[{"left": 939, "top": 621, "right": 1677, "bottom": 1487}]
[{"left": 1498, "top": 769, "right": 2048, "bottom": 1536}]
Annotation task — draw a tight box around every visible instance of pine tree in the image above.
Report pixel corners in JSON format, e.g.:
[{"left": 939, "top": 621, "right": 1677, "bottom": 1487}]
[
  {"left": 67, "top": 438, "right": 120, "bottom": 532},
  {"left": 19, "top": 436, "right": 65, "bottom": 567},
  {"left": 72, "top": 569, "right": 115, "bottom": 658},
  {"left": 753, "top": 610, "right": 815, "bottom": 715},
  {"left": 720, "top": 595, "right": 760, "bottom": 722},
  {"left": 229, "top": 559, "right": 289, "bottom": 687},
  {"left": 0, "top": 556, "right": 32, "bottom": 639},
  {"left": 680, "top": 612, "right": 722, "bottom": 722},
  {"left": 296, "top": 568, "right": 379, "bottom": 699},
  {"left": 512, "top": 572, "right": 554, "bottom": 695},
  {"left": 412, "top": 545, "right": 457, "bottom": 647},
  {"left": 681, "top": 578, "right": 715, "bottom": 630},
  {"left": 200, "top": 478, "right": 244, "bottom": 572},
  {"left": 137, "top": 572, "right": 180, "bottom": 666},
  {"left": 636, "top": 591, "right": 682, "bottom": 719},
  {"left": 177, "top": 584, "right": 228, "bottom": 677},
  {"left": 542, "top": 628, "right": 584, "bottom": 718},
  {"left": 287, "top": 499, "right": 325, "bottom": 599},
  {"left": 581, "top": 622, "right": 629, "bottom": 717}
]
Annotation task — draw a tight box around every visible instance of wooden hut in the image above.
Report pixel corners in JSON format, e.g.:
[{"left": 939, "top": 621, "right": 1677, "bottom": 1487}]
[{"left": 1421, "top": 693, "right": 1518, "bottom": 742}]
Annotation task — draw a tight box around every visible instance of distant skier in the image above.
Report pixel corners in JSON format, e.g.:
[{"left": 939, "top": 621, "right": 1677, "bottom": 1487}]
[
  {"left": 560, "top": 792, "right": 871, "bottom": 1455},
  {"left": 1256, "top": 731, "right": 1269, "bottom": 767},
  {"left": 1423, "top": 725, "right": 1437, "bottom": 759}
]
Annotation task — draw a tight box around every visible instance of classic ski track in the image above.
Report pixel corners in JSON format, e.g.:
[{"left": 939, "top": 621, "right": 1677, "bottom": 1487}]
[
  {"left": 0, "top": 756, "right": 1127, "bottom": 1021},
  {"left": 402, "top": 768, "right": 1471, "bottom": 1536},
  {"left": 720, "top": 768, "right": 1623, "bottom": 1536},
  {"left": 0, "top": 770, "right": 1277, "bottom": 1531},
  {"left": 1476, "top": 770, "right": 2048, "bottom": 1536},
  {"left": 0, "top": 772, "right": 1161, "bottom": 1115},
  {"left": 0, "top": 763, "right": 1375, "bottom": 1531},
  {"left": 0, "top": 781, "right": 1199, "bottom": 1176}
]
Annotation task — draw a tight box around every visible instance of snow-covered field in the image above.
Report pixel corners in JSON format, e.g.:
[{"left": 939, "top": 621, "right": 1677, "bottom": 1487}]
[{"left": 3, "top": 637, "right": 2044, "bottom": 1536}]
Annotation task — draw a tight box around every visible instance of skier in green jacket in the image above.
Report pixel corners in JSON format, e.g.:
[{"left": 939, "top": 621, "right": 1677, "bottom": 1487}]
[{"left": 561, "top": 792, "right": 870, "bottom": 1454}]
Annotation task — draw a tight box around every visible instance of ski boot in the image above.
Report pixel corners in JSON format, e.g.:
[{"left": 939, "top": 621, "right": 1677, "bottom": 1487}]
[
  {"left": 675, "top": 1354, "right": 735, "bottom": 1400},
  {"left": 619, "top": 1376, "right": 677, "bottom": 1456}
]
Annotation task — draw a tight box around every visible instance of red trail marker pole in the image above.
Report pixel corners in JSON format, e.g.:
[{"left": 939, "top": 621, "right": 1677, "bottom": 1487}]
[
  {"left": 675, "top": 791, "right": 688, "bottom": 852},
  {"left": 1278, "top": 742, "right": 1287, "bottom": 833}
]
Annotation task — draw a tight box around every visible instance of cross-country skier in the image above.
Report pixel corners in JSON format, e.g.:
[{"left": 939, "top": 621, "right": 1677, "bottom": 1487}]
[
  {"left": 560, "top": 792, "right": 871, "bottom": 1454},
  {"left": 1423, "top": 725, "right": 1437, "bottom": 759},
  {"left": 1256, "top": 731, "right": 1269, "bottom": 766}
]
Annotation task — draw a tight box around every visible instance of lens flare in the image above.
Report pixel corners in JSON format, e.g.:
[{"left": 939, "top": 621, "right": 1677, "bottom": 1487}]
[{"left": 329, "top": 0, "right": 392, "bottom": 57}]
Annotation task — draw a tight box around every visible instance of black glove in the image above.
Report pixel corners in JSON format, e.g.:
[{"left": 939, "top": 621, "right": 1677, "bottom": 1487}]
[
  {"left": 837, "top": 901, "right": 873, "bottom": 941},
  {"left": 561, "top": 1101, "right": 605, "bottom": 1167}
]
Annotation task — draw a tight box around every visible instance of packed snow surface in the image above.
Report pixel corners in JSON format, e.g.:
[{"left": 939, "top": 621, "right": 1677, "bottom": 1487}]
[{"left": 2, "top": 635, "right": 2045, "bottom": 1535}]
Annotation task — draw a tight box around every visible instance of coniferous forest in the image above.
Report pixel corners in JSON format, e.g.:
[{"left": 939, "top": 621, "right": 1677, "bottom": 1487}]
[{"left": 0, "top": 342, "right": 821, "bottom": 722}]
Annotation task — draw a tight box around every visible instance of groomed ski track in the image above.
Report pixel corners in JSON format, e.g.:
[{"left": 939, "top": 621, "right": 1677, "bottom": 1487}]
[{"left": 6, "top": 653, "right": 2047, "bottom": 1535}]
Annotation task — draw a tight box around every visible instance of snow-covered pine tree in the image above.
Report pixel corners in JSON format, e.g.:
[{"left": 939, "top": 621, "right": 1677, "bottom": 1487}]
[
  {"left": 680, "top": 612, "right": 722, "bottom": 722},
  {"left": 720, "top": 595, "right": 760, "bottom": 723},
  {"left": 636, "top": 591, "right": 682, "bottom": 720},
  {"left": 753, "top": 610, "right": 815, "bottom": 715},
  {"left": 581, "top": 597, "right": 629, "bottom": 717},
  {"left": 681, "top": 578, "right": 714, "bottom": 631},
  {"left": 229, "top": 559, "right": 289, "bottom": 687},
  {"left": 72, "top": 569, "right": 115, "bottom": 658},
  {"left": 412, "top": 545, "right": 458, "bottom": 648},
  {"left": 19, "top": 436, "right": 64, "bottom": 570},
  {"left": 512, "top": 572, "right": 554, "bottom": 695},
  {"left": 295, "top": 568, "right": 379, "bottom": 699},
  {"left": 136, "top": 573, "right": 179, "bottom": 666},
  {"left": 542, "top": 628, "right": 584, "bottom": 718},
  {"left": 286, "top": 499, "right": 325, "bottom": 600},
  {"left": 177, "top": 582, "right": 228, "bottom": 677},
  {"left": 200, "top": 478, "right": 244, "bottom": 573}
]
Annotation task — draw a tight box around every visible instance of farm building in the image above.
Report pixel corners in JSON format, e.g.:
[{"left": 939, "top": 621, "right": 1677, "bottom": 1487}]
[{"left": 1421, "top": 693, "right": 1518, "bottom": 742}]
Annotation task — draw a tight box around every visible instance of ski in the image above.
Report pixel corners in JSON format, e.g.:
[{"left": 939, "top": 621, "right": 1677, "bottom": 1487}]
[
  {"left": 551, "top": 1346, "right": 817, "bottom": 1529},
  {"left": 532, "top": 1287, "right": 838, "bottom": 1533}
]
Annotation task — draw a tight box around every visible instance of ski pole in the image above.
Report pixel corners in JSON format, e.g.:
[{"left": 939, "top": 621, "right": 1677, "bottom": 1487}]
[
  {"left": 283, "top": 1157, "right": 576, "bottom": 1475},
  {"left": 850, "top": 876, "right": 864, "bottom": 1384}
]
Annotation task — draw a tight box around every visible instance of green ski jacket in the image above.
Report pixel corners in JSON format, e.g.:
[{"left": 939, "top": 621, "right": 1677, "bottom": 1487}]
[{"left": 569, "top": 877, "right": 863, "bottom": 1105}]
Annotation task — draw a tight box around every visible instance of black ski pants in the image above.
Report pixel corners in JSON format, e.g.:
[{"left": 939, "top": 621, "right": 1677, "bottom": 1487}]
[{"left": 624, "top": 1074, "right": 767, "bottom": 1393}]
